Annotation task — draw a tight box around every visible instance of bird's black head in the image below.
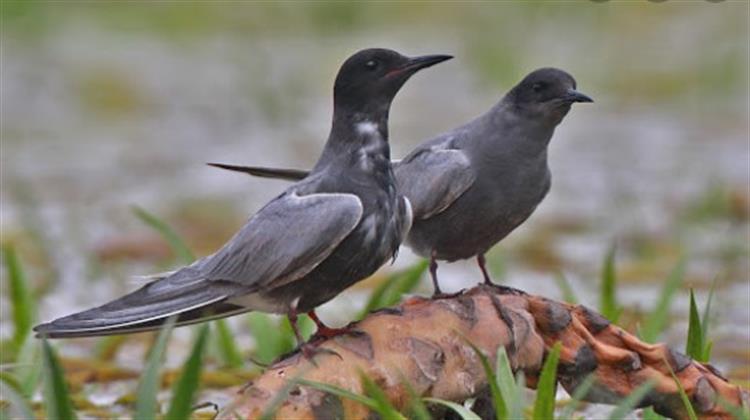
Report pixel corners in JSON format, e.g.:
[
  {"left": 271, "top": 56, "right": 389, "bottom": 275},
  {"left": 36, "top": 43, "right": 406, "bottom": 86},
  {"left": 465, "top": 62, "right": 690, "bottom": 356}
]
[
  {"left": 507, "top": 67, "right": 593, "bottom": 124},
  {"left": 333, "top": 48, "right": 452, "bottom": 115}
]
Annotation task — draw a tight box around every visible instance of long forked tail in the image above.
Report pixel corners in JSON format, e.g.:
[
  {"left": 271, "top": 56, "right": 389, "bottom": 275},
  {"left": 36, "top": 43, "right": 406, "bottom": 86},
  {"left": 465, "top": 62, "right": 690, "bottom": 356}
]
[
  {"left": 33, "top": 270, "right": 251, "bottom": 339},
  {"left": 206, "top": 162, "right": 309, "bottom": 181}
]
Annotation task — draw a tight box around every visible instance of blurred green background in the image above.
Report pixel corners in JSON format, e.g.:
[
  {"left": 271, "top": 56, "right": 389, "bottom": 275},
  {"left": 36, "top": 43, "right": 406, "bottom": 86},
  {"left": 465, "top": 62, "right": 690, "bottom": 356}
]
[{"left": 1, "top": 1, "right": 748, "bottom": 417}]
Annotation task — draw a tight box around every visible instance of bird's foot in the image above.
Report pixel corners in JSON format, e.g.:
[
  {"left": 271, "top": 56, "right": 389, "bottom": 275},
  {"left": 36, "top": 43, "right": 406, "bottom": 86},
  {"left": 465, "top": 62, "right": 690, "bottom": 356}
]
[
  {"left": 297, "top": 341, "right": 342, "bottom": 366},
  {"left": 479, "top": 282, "right": 526, "bottom": 296},
  {"left": 431, "top": 290, "right": 464, "bottom": 300}
]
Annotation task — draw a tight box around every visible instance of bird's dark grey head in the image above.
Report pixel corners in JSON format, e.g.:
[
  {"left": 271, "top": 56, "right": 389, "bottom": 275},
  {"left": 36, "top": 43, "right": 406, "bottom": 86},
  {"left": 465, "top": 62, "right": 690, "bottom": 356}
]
[
  {"left": 507, "top": 67, "right": 593, "bottom": 124},
  {"left": 333, "top": 48, "right": 452, "bottom": 115}
]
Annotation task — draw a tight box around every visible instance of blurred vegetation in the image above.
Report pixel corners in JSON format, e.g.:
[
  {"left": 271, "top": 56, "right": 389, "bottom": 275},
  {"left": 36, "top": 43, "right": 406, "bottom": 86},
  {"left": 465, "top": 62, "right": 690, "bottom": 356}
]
[{"left": 1, "top": 1, "right": 747, "bottom": 418}]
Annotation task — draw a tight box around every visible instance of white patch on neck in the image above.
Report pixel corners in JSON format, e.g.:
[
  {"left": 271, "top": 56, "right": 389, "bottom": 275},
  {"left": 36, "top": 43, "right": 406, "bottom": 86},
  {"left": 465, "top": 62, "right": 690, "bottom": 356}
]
[{"left": 356, "top": 121, "right": 379, "bottom": 136}]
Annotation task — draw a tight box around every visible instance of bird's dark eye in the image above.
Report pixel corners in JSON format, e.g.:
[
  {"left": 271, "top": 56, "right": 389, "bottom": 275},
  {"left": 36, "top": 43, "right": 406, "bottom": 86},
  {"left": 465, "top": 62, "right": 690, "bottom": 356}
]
[
  {"left": 365, "top": 60, "right": 379, "bottom": 71},
  {"left": 532, "top": 82, "right": 545, "bottom": 92}
]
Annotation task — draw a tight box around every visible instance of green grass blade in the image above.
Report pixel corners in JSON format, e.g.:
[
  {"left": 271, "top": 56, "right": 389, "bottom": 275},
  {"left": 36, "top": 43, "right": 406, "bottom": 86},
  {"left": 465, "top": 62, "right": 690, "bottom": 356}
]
[
  {"left": 41, "top": 340, "right": 77, "bottom": 420},
  {"left": 134, "top": 317, "right": 176, "bottom": 419},
  {"left": 0, "top": 375, "right": 34, "bottom": 420},
  {"left": 701, "top": 279, "right": 716, "bottom": 361},
  {"left": 132, "top": 206, "right": 195, "bottom": 263},
  {"left": 554, "top": 271, "right": 578, "bottom": 304},
  {"left": 15, "top": 334, "right": 42, "bottom": 397},
  {"left": 642, "top": 407, "right": 667, "bottom": 420},
  {"left": 558, "top": 374, "right": 595, "bottom": 419},
  {"left": 297, "top": 378, "right": 378, "bottom": 409},
  {"left": 640, "top": 260, "right": 685, "bottom": 343},
  {"left": 495, "top": 346, "right": 521, "bottom": 419},
  {"left": 360, "top": 260, "right": 429, "bottom": 317},
  {"left": 532, "top": 342, "right": 561, "bottom": 420},
  {"left": 463, "top": 339, "right": 504, "bottom": 420},
  {"left": 400, "top": 376, "right": 431, "bottom": 420},
  {"left": 214, "top": 319, "right": 243, "bottom": 368},
  {"left": 2, "top": 245, "right": 36, "bottom": 353},
  {"left": 663, "top": 357, "right": 698, "bottom": 420},
  {"left": 259, "top": 372, "right": 310, "bottom": 420},
  {"left": 359, "top": 372, "right": 407, "bottom": 420},
  {"left": 424, "top": 398, "right": 480, "bottom": 420},
  {"left": 165, "top": 324, "right": 209, "bottom": 420},
  {"left": 685, "top": 289, "right": 704, "bottom": 360},
  {"left": 247, "top": 313, "right": 296, "bottom": 364},
  {"left": 716, "top": 396, "right": 750, "bottom": 420},
  {"left": 599, "top": 244, "right": 621, "bottom": 322},
  {"left": 606, "top": 379, "right": 655, "bottom": 419}
]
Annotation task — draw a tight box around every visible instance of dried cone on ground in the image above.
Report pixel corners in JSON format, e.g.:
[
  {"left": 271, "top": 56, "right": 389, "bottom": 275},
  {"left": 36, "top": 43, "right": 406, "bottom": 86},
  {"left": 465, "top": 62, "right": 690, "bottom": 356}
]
[{"left": 220, "top": 285, "right": 747, "bottom": 420}]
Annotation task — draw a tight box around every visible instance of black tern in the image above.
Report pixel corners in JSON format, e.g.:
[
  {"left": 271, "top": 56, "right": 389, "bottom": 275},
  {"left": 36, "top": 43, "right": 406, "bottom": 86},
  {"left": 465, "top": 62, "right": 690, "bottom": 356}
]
[
  {"left": 208, "top": 68, "right": 593, "bottom": 295},
  {"left": 34, "top": 48, "right": 452, "bottom": 340}
]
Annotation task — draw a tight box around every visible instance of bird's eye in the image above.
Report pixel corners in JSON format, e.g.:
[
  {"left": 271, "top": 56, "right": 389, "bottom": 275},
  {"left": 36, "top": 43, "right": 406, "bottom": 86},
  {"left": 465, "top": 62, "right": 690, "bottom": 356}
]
[
  {"left": 365, "top": 60, "right": 379, "bottom": 71},
  {"left": 532, "top": 82, "right": 545, "bottom": 92}
]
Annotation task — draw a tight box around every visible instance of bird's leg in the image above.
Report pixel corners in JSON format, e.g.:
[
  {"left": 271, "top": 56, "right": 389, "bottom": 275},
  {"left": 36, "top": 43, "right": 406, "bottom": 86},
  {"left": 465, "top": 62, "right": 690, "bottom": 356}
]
[
  {"left": 477, "top": 254, "right": 493, "bottom": 285},
  {"left": 286, "top": 306, "right": 341, "bottom": 363},
  {"left": 476, "top": 253, "right": 525, "bottom": 296},
  {"left": 306, "top": 310, "right": 351, "bottom": 339},
  {"left": 429, "top": 252, "right": 442, "bottom": 296}
]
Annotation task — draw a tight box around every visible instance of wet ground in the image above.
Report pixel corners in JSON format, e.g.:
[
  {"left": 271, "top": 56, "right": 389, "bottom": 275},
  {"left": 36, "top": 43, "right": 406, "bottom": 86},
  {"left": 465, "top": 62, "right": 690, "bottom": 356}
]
[{"left": 1, "top": 2, "right": 748, "bottom": 417}]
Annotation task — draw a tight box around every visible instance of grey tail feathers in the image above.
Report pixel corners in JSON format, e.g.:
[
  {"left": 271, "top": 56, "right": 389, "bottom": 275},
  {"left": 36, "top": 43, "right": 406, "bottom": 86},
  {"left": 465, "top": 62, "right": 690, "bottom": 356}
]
[
  {"left": 33, "top": 271, "right": 251, "bottom": 339},
  {"left": 206, "top": 162, "right": 308, "bottom": 181}
]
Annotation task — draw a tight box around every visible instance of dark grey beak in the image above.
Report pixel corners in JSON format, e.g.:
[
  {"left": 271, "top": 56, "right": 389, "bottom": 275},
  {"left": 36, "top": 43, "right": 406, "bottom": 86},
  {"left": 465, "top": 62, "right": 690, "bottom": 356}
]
[
  {"left": 389, "top": 54, "right": 453, "bottom": 77},
  {"left": 564, "top": 89, "right": 594, "bottom": 103}
]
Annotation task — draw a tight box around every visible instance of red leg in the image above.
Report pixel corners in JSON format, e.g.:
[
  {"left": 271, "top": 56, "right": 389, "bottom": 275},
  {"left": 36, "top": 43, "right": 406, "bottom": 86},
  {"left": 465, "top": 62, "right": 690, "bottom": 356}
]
[
  {"left": 307, "top": 310, "right": 349, "bottom": 339},
  {"left": 477, "top": 253, "right": 493, "bottom": 285}
]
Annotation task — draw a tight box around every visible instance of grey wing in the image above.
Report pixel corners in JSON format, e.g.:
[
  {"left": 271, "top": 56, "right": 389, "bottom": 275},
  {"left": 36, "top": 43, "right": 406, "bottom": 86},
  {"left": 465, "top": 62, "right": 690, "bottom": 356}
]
[
  {"left": 200, "top": 191, "right": 363, "bottom": 290},
  {"left": 395, "top": 147, "right": 475, "bottom": 220}
]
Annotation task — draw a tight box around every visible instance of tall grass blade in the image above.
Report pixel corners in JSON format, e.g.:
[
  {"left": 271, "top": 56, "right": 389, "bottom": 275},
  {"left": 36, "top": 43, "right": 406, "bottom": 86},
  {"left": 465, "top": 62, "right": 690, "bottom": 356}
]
[
  {"left": 532, "top": 342, "right": 561, "bottom": 420},
  {"left": 2, "top": 245, "right": 36, "bottom": 353},
  {"left": 132, "top": 206, "right": 195, "bottom": 263},
  {"left": 700, "top": 279, "right": 716, "bottom": 361},
  {"left": 214, "top": 319, "right": 243, "bottom": 368},
  {"left": 663, "top": 357, "right": 698, "bottom": 420},
  {"left": 424, "top": 398, "right": 480, "bottom": 420},
  {"left": 606, "top": 379, "right": 655, "bottom": 419},
  {"left": 642, "top": 407, "right": 667, "bottom": 420},
  {"left": 640, "top": 260, "right": 685, "bottom": 343},
  {"left": 15, "top": 334, "right": 41, "bottom": 397},
  {"left": 41, "top": 340, "right": 77, "bottom": 420},
  {"left": 360, "top": 260, "right": 429, "bottom": 317},
  {"left": 554, "top": 271, "right": 578, "bottom": 304},
  {"left": 165, "top": 324, "right": 209, "bottom": 420},
  {"left": 685, "top": 289, "right": 704, "bottom": 360},
  {"left": 297, "top": 378, "right": 378, "bottom": 409},
  {"left": 259, "top": 372, "right": 309, "bottom": 420},
  {"left": 0, "top": 376, "right": 34, "bottom": 420},
  {"left": 134, "top": 317, "right": 176, "bottom": 419},
  {"left": 359, "top": 372, "right": 407, "bottom": 420},
  {"left": 558, "top": 374, "right": 595, "bottom": 419},
  {"left": 495, "top": 346, "right": 521, "bottom": 419},
  {"left": 599, "top": 244, "right": 621, "bottom": 322},
  {"left": 463, "top": 339, "right": 504, "bottom": 420},
  {"left": 247, "top": 314, "right": 296, "bottom": 364},
  {"left": 400, "top": 376, "right": 431, "bottom": 420}
]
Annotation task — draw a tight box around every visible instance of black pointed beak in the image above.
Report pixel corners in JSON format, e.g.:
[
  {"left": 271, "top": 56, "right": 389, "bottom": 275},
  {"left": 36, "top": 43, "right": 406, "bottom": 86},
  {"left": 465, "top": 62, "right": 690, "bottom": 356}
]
[
  {"left": 388, "top": 54, "right": 453, "bottom": 77},
  {"left": 564, "top": 88, "right": 594, "bottom": 103}
]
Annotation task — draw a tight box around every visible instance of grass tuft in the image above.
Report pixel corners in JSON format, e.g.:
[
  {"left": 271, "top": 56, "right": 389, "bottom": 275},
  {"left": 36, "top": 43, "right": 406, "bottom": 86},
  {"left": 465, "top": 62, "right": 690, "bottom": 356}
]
[
  {"left": 165, "top": 324, "right": 209, "bottom": 420},
  {"left": 640, "top": 259, "right": 685, "bottom": 343},
  {"left": 134, "top": 317, "right": 176, "bottom": 419},
  {"left": 533, "top": 342, "right": 561, "bottom": 419},
  {"left": 41, "top": 339, "right": 78, "bottom": 420},
  {"left": 2, "top": 245, "right": 36, "bottom": 355},
  {"left": 360, "top": 260, "right": 429, "bottom": 317},
  {"left": 599, "top": 244, "right": 622, "bottom": 323}
]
